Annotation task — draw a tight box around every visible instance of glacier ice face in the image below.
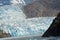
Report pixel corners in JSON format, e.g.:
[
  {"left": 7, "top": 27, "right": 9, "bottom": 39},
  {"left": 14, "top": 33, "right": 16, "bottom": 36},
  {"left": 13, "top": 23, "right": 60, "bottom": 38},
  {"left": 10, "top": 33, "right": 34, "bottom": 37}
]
[
  {"left": 11, "top": 0, "right": 37, "bottom": 5},
  {"left": 11, "top": 0, "right": 26, "bottom": 5},
  {"left": 0, "top": 4, "right": 55, "bottom": 37},
  {"left": 0, "top": 4, "right": 26, "bottom": 34}
]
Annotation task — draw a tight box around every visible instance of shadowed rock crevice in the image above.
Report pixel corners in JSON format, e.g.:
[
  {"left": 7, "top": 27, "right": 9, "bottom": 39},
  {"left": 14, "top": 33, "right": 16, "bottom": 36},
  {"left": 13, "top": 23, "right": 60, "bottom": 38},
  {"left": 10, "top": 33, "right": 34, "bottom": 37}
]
[
  {"left": 0, "top": 30, "right": 11, "bottom": 38},
  {"left": 42, "top": 13, "right": 60, "bottom": 37}
]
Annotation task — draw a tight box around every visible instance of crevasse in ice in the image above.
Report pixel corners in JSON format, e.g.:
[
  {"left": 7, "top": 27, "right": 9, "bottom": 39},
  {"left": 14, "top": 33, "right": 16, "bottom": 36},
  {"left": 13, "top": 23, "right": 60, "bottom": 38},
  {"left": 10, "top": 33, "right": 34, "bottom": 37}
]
[{"left": 0, "top": 4, "right": 55, "bottom": 37}]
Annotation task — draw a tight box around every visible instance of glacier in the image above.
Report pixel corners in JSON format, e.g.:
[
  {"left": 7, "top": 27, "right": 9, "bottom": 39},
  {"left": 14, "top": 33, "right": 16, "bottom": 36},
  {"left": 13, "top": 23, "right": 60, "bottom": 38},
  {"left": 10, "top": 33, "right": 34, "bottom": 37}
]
[{"left": 0, "top": 3, "right": 55, "bottom": 37}]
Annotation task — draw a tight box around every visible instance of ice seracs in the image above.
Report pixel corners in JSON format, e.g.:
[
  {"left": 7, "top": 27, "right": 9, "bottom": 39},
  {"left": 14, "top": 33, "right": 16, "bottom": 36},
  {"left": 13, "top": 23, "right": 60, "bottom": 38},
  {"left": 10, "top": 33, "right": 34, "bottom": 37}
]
[{"left": 11, "top": 0, "right": 26, "bottom": 5}]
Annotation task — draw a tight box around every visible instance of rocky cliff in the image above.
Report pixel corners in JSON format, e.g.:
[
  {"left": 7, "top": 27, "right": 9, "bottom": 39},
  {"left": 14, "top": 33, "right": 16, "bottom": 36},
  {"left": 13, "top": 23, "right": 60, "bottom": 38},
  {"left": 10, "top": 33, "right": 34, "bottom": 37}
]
[
  {"left": 23, "top": 0, "right": 60, "bottom": 18},
  {"left": 42, "top": 13, "right": 60, "bottom": 37}
]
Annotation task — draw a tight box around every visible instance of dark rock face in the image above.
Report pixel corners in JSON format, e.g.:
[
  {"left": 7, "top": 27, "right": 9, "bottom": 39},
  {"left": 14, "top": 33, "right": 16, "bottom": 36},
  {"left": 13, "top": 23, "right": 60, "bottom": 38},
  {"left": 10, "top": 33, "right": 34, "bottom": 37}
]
[
  {"left": 42, "top": 0, "right": 60, "bottom": 10},
  {"left": 0, "top": 30, "right": 11, "bottom": 38},
  {"left": 23, "top": 0, "right": 60, "bottom": 18},
  {"left": 42, "top": 13, "right": 60, "bottom": 37}
]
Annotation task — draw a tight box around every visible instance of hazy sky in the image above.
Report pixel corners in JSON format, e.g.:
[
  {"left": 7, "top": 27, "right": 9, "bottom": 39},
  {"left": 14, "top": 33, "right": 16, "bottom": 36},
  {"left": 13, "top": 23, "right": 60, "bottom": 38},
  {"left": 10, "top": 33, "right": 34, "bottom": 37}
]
[{"left": 0, "top": 0, "right": 11, "bottom": 5}]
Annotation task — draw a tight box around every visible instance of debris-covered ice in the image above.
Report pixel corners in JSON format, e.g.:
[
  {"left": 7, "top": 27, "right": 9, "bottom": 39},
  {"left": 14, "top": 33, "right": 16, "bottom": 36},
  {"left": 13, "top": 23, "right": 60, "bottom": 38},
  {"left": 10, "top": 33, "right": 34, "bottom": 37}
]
[{"left": 0, "top": 4, "right": 55, "bottom": 37}]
